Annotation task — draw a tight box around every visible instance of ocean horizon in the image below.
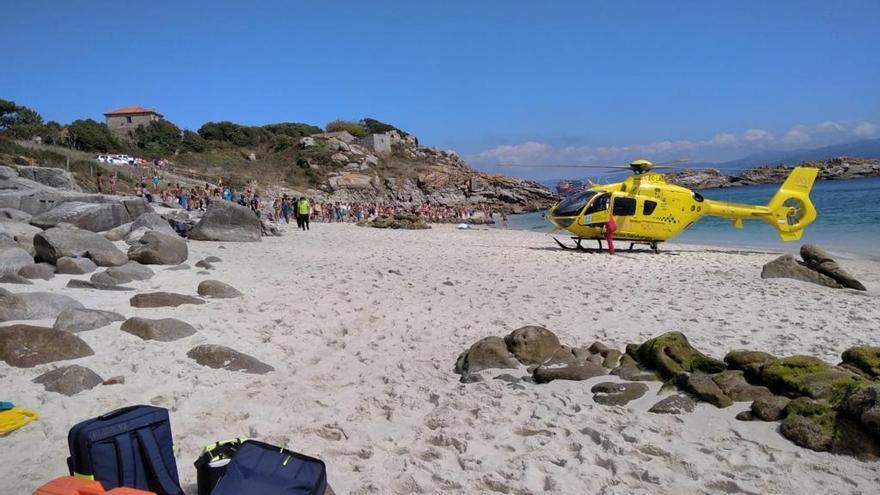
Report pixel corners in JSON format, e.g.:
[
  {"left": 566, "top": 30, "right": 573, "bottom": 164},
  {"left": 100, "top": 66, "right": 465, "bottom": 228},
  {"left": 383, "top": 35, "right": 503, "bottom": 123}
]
[{"left": 509, "top": 176, "right": 880, "bottom": 261}]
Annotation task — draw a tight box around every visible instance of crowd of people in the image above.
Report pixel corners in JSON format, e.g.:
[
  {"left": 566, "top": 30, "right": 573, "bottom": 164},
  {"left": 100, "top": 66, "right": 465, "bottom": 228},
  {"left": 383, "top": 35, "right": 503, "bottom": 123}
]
[{"left": 97, "top": 168, "right": 510, "bottom": 231}]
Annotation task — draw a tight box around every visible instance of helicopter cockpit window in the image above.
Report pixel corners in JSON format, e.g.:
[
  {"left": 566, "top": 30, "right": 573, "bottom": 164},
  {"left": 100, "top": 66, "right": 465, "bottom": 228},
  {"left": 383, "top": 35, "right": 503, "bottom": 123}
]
[
  {"left": 584, "top": 193, "right": 611, "bottom": 214},
  {"left": 612, "top": 197, "right": 637, "bottom": 216},
  {"left": 553, "top": 191, "right": 597, "bottom": 217},
  {"left": 643, "top": 200, "right": 658, "bottom": 215}
]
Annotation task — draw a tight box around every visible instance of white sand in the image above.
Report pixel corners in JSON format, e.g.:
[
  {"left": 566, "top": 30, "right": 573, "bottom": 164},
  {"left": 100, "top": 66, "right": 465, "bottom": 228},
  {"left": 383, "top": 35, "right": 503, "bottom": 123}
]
[{"left": 3, "top": 224, "right": 880, "bottom": 494}]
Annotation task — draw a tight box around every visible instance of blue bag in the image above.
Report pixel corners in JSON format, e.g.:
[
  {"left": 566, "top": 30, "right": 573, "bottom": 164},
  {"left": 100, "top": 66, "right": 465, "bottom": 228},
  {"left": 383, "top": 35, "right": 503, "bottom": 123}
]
[
  {"left": 211, "top": 440, "right": 327, "bottom": 495},
  {"left": 66, "top": 405, "right": 184, "bottom": 495}
]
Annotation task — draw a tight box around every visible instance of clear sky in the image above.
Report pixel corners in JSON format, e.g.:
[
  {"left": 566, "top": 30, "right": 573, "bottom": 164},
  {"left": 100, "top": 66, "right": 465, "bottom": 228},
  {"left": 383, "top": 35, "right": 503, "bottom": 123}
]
[{"left": 4, "top": 0, "right": 879, "bottom": 178}]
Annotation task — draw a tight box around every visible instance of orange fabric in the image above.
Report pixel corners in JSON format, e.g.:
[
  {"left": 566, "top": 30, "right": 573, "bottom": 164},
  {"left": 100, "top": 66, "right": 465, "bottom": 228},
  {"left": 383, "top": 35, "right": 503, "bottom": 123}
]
[{"left": 34, "top": 476, "right": 156, "bottom": 495}]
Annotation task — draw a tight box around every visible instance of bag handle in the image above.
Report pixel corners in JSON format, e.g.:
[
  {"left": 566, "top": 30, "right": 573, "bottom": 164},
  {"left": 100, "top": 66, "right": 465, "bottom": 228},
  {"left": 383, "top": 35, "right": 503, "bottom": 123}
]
[
  {"left": 135, "top": 428, "right": 184, "bottom": 495},
  {"left": 99, "top": 405, "right": 143, "bottom": 420}
]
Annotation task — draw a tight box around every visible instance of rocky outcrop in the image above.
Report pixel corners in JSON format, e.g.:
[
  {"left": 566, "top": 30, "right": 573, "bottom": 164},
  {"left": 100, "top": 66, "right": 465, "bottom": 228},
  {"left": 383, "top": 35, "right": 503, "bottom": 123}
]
[
  {"left": 0, "top": 324, "right": 94, "bottom": 367},
  {"left": 91, "top": 262, "right": 154, "bottom": 285},
  {"left": 30, "top": 201, "right": 134, "bottom": 232},
  {"left": 0, "top": 291, "right": 84, "bottom": 321},
  {"left": 120, "top": 317, "right": 197, "bottom": 341},
  {"left": 187, "top": 344, "right": 275, "bottom": 374},
  {"left": 127, "top": 231, "right": 188, "bottom": 265},
  {"left": 16, "top": 166, "right": 80, "bottom": 191},
  {"left": 800, "top": 244, "right": 866, "bottom": 290},
  {"left": 55, "top": 256, "right": 98, "bottom": 274},
  {"left": 454, "top": 336, "right": 519, "bottom": 375},
  {"left": 369, "top": 214, "right": 430, "bottom": 230},
  {"left": 129, "top": 292, "right": 205, "bottom": 308},
  {"left": 189, "top": 200, "right": 261, "bottom": 242},
  {"left": 53, "top": 308, "right": 124, "bottom": 333},
  {"left": 34, "top": 226, "right": 128, "bottom": 266},
  {"left": 197, "top": 280, "right": 243, "bottom": 299},
  {"left": 761, "top": 255, "right": 842, "bottom": 289},
  {"left": 33, "top": 365, "right": 102, "bottom": 396},
  {"left": 668, "top": 157, "right": 880, "bottom": 189},
  {"left": 18, "top": 262, "right": 54, "bottom": 280},
  {"left": 0, "top": 246, "right": 34, "bottom": 275}
]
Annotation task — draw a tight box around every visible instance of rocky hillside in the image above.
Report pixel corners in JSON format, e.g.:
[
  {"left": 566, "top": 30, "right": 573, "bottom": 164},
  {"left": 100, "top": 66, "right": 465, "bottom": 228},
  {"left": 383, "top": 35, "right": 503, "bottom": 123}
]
[{"left": 667, "top": 157, "right": 880, "bottom": 189}]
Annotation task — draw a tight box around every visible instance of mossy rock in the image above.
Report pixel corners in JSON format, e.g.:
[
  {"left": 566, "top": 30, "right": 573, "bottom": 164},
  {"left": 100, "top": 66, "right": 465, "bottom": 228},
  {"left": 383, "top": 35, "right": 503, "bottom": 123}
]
[
  {"left": 760, "top": 355, "right": 866, "bottom": 402},
  {"left": 634, "top": 332, "right": 726, "bottom": 379},
  {"left": 780, "top": 397, "right": 836, "bottom": 451},
  {"left": 724, "top": 350, "right": 777, "bottom": 380},
  {"left": 841, "top": 346, "right": 880, "bottom": 379}
]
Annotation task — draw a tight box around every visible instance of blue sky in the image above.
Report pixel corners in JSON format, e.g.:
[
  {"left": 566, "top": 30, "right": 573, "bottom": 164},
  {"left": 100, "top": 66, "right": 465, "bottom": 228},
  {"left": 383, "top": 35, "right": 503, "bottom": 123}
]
[{"left": 4, "top": 0, "right": 879, "bottom": 178}]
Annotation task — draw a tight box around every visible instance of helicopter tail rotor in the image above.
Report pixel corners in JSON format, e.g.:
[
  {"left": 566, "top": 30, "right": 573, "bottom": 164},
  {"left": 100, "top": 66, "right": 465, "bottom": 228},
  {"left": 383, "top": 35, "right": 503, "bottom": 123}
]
[{"left": 765, "top": 167, "right": 819, "bottom": 241}]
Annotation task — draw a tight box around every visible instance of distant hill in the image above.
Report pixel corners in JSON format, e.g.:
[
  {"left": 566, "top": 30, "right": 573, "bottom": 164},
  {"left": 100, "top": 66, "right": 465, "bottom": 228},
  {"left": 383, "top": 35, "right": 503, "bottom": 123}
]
[{"left": 710, "top": 139, "right": 880, "bottom": 172}]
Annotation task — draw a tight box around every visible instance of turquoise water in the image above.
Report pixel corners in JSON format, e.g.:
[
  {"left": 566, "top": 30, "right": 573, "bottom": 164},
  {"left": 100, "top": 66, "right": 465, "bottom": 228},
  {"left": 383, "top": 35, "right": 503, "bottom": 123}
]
[{"left": 508, "top": 177, "right": 880, "bottom": 259}]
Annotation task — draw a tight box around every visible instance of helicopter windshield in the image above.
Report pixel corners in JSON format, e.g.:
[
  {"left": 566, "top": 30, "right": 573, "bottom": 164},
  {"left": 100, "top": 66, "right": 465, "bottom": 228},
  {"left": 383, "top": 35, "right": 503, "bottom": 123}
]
[{"left": 553, "top": 191, "right": 599, "bottom": 217}]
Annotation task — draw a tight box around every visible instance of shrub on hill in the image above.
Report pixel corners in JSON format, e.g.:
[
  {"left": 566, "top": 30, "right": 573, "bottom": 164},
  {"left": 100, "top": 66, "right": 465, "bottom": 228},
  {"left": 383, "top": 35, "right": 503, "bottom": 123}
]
[
  {"left": 360, "top": 117, "right": 408, "bottom": 137},
  {"left": 180, "top": 130, "right": 207, "bottom": 153},
  {"left": 326, "top": 119, "right": 368, "bottom": 138},
  {"left": 133, "top": 119, "right": 182, "bottom": 156},
  {"left": 66, "top": 119, "right": 119, "bottom": 152},
  {"left": 263, "top": 122, "right": 322, "bottom": 139}
]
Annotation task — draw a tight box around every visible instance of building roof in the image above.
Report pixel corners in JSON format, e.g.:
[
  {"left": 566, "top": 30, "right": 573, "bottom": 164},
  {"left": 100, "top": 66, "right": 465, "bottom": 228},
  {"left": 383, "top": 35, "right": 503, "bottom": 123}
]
[{"left": 103, "top": 106, "right": 163, "bottom": 117}]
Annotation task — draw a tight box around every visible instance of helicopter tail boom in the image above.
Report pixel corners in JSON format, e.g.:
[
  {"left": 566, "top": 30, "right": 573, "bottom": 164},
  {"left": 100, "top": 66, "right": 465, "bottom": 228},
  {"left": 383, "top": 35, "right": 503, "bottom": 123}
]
[{"left": 701, "top": 167, "right": 819, "bottom": 241}]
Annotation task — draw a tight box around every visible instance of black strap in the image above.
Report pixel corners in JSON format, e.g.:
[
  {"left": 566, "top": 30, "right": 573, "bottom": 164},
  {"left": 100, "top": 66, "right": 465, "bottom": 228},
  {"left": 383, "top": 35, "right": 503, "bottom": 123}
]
[{"left": 113, "top": 433, "right": 136, "bottom": 487}]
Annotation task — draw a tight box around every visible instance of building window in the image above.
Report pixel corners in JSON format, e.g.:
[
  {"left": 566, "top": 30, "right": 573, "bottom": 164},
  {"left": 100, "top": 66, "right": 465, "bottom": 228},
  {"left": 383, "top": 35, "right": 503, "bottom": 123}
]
[{"left": 126, "top": 116, "right": 132, "bottom": 123}]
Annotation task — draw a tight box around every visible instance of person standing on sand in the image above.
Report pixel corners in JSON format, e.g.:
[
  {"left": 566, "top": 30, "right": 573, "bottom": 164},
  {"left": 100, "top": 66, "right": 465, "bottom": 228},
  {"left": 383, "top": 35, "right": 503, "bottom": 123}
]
[
  {"left": 96, "top": 172, "right": 105, "bottom": 193},
  {"left": 297, "top": 197, "right": 310, "bottom": 231},
  {"left": 109, "top": 171, "right": 117, "bottom": 194},
  {"left": 604, "top": 214, "right": 617, "bottom": 255}
]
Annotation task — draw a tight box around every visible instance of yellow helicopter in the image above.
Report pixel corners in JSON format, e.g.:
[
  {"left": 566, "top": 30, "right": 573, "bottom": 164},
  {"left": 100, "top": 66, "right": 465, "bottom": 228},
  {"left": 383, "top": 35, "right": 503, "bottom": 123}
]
[{"left": 523, "top": 159, "right": 818, "bottom": 253}]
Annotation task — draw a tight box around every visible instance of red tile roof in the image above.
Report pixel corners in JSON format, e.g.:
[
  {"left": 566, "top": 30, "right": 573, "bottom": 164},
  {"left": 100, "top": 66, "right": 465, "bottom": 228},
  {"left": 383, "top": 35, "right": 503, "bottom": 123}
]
[{"left": 103, "top": 106, "right": 163, "bottom": 117}]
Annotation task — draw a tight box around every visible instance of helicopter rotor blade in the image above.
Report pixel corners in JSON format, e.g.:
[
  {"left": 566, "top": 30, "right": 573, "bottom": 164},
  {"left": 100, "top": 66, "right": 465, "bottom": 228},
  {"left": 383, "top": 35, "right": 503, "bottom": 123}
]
[
  {"left": 497, "top": 164, "right": 633, "bottom": 169},
  {"left": 652, "top": 159, "right": 690, "bottom": 166}
]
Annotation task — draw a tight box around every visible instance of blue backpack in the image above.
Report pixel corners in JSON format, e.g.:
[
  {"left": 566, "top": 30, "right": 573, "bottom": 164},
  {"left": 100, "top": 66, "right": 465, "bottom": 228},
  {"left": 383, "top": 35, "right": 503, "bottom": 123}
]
[
  {"left": 211, "top": 440, "right": 327, "bottom": 495},
  {"left": 67, "top": 405, "right": 184, "bottom": 495}
]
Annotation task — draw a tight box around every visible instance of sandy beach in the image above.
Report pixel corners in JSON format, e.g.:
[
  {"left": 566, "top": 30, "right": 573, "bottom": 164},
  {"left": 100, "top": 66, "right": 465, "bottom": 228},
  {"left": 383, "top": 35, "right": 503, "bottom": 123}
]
[{"left": 4, "top": 223, "right": 880, "bottom": 494}]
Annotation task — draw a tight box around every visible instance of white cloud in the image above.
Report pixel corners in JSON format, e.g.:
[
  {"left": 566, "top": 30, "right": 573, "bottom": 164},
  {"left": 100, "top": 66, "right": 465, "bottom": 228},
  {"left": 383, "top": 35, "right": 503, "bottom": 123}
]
[
  {"left": 816, "top": 121, "right": 845, "bottom": 133},
  {"left": 475, "top": 141, "right": 549, "bottom": 164},
  {"left": 782, "top": 126, "right": 811, "bottom": 145},
  {"left": 744, "top": 129, "right": 773, "bottom": 142},
  {"left": 712, "top": 133, "right": 737, "bottom": 145},
  {"left": 853, "top": 122, "right": 879, "bottom": 139}
]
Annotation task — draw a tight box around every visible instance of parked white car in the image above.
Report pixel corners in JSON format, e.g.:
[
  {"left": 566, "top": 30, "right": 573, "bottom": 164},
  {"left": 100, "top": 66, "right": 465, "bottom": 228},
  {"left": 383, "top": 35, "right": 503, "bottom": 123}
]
[{"left": 95, "top": 154, "right": 135, "bottom": 165}]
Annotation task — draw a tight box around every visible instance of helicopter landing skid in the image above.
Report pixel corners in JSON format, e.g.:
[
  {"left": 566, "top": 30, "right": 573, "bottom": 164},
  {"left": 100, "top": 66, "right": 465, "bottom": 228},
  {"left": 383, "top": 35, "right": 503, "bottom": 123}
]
[{"left": 554, "top": 237, "right": 660, "bottom": 253}]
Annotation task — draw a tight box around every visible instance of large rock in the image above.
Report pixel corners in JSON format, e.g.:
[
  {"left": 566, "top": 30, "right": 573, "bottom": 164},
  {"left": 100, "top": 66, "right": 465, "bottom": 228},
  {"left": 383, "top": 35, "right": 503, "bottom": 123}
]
[
  {"left": 0, "top": 208, "right": 32, "bottom": 222},
  {"left": 724, "top": 350, "right": 778, "bottom": 380},
  {"left": 760, "top": 355, "right": 864, "bottom": 401},
  {"left": 0, "top": 324, "right": 94, "bottom": 367},
  {"left": 34, "top": 226, "right": 128, "bottom": 266},
  {"left": 53, "top": 308, "right": 125, "bottom": 333},
  {"left": 780, "top": 398, "right": 835, "bottom": 452},
  {"left": 633, "top": 332, "right": 726, "bottom": 379},
  {"left": 91, "top": 261, "right": 154, "bottom": 285},
  {"left": 0, "top": 220, "right": 42, "bottom": 254},
  {"left": 187, "top": 344, "right": 275, "bottom": 374},
  {"left": 127, "top": 231, "right": 188, "bottom": 265},
  {"left": 55, "top": 257, "right": 98, "bottom": 274},
  {"left": 751, "top": 395, "right": 791, "bottom": 421},
  {"left": 0, "top": 246, "right": 35, "bottom": 275},
  {"left": 197, "top": 280, "right": 243, "bottom": 299},
  {"left": 66, "top": 279, "right": 134, "bottom": 291},
  {"left": 103, "top": 222, "right": 132, "bottom": 242},
  {"left": 504, "top": 325, "right": 562, "bottom": 365},
  {"left": 30, "top": 201, "right": 132, "bottom": 232},
  {"left": 33, "top": 364, "right": 103, "bottom": 396},
  {"left": 591, "top": 382, "right": 648, "bottom": 406},
  {"left": 129, "top": 292, "right": 205, "bottom": 308},
  {"left": 532, "top": 361, "right": 606, "bottom": 383},
  {"left": 800, "top": 244, "right": 866, "bottom": 290},
  {"left": 649, "top": 394, "right": 696, "bottom": 414},
  {"left": 841, "top": 347, "right": 880, "bottom": 379},
  {"left": 189, "top": 200, "right": 261, "bottom": 242},
  {"left": 454, "top": 336, "right": 519, "bottom": 375},
  {"left": 0, "top": 292, "right": 84, "bottom": 321},
  {"left": 130, "top": 212, "right": 175, "bottom": 235},
  {"left": 842, "top": 385, "right": 880, "bottom": 436},
  {"left": 120, "top": 317, "right": 197, "bottom": 341},
  {"left": 0, "top": 273, "right": 32, "bottom": 284},
  {"left": 16, "top": 166, "right": 80, "bottom": 191},
  {"left": 676, "top": 371, "right": 733, "bottom": 408},
  {"left": 711, "top": 370, "right": 774, "bottom": 402},
  {"left": 760, "top": 255, "right": 841, "bottom": 288},
  {"left": 18, "top": 262, "right": 55, "bottom": 280}
]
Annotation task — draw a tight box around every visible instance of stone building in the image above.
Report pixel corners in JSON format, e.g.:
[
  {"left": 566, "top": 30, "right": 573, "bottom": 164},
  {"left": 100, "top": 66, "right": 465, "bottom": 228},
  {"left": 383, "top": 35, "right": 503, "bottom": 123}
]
[
  {"left": 357, "top": 133, "right": 392, "bottom": 155},
  {"left": 103, "top": 106, "right": 163, "bottom": 134}
]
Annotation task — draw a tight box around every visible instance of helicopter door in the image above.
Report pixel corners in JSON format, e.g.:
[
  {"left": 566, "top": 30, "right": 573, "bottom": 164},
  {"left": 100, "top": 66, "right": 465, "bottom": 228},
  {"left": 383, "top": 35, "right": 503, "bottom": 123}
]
[{"left": 579, "top": 193, "right": 610, "bottom": 225}]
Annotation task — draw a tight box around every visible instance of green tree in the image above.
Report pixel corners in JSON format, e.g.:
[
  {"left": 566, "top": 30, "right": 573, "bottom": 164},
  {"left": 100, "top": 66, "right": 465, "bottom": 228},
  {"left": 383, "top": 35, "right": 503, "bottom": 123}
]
[
  {"left": 360, "top": 118, "right": 408, "bottom": 137},
  {"left": 66, "top": 119, "right": 119, "bottom": 152},
  {"left": 325, "top": 119, "right": 368, "bottom": 138},
  {"left": 133, "top": 119, "right": 181, "bottom": 156},
  {"left": 180, "top": 130, "right": 207, "bottom": 152},
  {"left": 262, "top": 122, "right": 322, "bottom": 138},
  {"left": 0, "top": 99, "right": 45, "bottom": 138}
]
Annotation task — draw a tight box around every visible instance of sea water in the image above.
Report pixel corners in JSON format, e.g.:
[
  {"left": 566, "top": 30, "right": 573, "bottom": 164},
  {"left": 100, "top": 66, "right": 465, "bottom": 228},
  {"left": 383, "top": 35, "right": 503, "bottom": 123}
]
[{"left": 508, "top": 177, "right": 880, "bottom": 260}]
